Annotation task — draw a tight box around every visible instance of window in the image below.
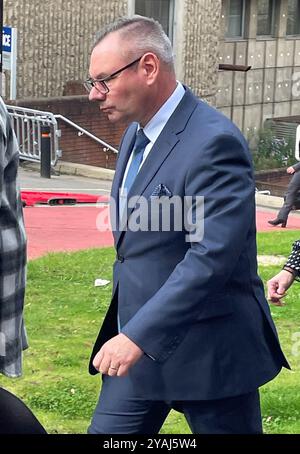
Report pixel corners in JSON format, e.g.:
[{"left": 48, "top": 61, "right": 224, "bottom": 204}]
[
  {"left": 257, "top": 0, "right": 276, "bottom": 36},
  {"left": 226, "top": 0, "right": 245, "bottom": 38},
  {"left": 135, "top": 0, "right": 174, "bottom": 39},
  {"left": 287, "top": 0, "right": 300, "bottom": 35}
]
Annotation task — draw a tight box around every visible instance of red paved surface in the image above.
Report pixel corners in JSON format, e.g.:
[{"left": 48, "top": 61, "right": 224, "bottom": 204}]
[
  {"left": 24, "top": 206, "right": 113, "bottom": 260},
  {"left": 24, "top": 205, "right": 300, "bottom": 260},
  {"left": 256, "top": 209, "right": 300, "bottom": 232},
  {"left": 21, "top": 191, "right": 106, "bottom": 207}
]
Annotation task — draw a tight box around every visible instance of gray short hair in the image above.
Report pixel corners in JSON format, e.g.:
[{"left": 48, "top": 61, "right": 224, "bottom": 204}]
[{"left": 93, "top": 15, "right": 174, "bottom": 68}]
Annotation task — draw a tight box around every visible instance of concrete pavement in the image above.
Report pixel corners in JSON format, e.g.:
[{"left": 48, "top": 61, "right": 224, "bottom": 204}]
[{"left": 20, "top": 160, "right": 113, "bottom": 195}]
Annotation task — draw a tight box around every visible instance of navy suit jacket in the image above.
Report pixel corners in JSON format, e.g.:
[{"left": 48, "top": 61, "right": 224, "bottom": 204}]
[{"left": 89, "top": 88, "right": 288, "bottom": 400}]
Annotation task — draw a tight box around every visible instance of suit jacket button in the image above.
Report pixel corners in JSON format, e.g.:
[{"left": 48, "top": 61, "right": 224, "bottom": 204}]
[{"left": 117, "top": 254, "right": 124, "bottom": 263}]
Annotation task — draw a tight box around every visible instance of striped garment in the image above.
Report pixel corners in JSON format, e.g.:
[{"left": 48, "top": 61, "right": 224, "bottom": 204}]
[{"left": 0, "top": 96, "right": 28, "bottom": 377}]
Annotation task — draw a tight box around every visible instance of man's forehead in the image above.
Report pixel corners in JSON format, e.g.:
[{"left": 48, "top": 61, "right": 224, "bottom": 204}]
[
  {"left": 94, "top": 30, "right": 123, "bottom": 54},
  {"left": 91, "top": 36, "right": 128, "bottom": 65},
  {"left": 90, "top": 38, "right": 134, "bottom": 79}
]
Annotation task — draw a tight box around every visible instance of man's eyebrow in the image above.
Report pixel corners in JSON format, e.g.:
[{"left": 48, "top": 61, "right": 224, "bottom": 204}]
[{"left": 96, "top": 71, "right": 112, "bottom": 79}]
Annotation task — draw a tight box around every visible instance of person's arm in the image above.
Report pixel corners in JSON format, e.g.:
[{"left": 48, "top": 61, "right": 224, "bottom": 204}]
[
  {"left": 267, "top": 269, "right": 295, "bottom": 305},
  {"left": 288, "top": 162, "right": 300, "bottom": 174},
  {"left": 267, "top": 240, "right": 300, "bottom": 305}
]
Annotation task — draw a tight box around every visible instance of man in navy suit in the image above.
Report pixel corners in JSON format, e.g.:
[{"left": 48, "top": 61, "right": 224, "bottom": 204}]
[{"left": 85, "top": 15, "right": 288, "bottom": 434}]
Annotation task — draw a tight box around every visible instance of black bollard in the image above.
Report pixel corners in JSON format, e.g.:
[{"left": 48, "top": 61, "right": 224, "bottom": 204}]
[{"left": 40, "top": 125, "right": 51, "bottom": 178}]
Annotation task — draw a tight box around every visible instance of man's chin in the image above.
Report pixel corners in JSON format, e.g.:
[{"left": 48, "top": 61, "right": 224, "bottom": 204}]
[
  {"left": 101, "top": 108, "right": 130, "bottom": 124},
  {"left": 102, "top": 109, "right": 121, "bottom": 123},
  {"left": 106, "top": 113, "right": 118, "bottom": 123},
  {"left": 105, "top": 111, "right": 124, "bottom": 124}
]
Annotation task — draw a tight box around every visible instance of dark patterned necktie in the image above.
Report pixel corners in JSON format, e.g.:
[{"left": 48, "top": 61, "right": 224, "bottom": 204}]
[
  {"left": 123, "top": 128, "right": 150, "bottom": 193},
  {"left": 119, "top": 129, "right": 150, "bottom": 220}
]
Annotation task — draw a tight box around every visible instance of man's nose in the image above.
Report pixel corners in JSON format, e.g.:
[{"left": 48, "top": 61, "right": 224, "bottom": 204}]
[{"left": 89, "top": 87, "right": 106, "bottom": 101}]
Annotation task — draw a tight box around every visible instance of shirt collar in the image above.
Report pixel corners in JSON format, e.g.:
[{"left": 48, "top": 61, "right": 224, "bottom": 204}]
[{"left": 141, "top": 82, "right": 185, "bottom": 145}]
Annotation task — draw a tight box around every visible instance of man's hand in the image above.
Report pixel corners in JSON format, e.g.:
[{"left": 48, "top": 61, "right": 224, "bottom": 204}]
[
  {"left": 287, "top": 166, "right": 296, "bottom": 174},
  {"left": 267, "top": 269, "right": 295, "bottom": 306},
  {"left": 92, "top": 333, "right": 143, "bottom": 377}
]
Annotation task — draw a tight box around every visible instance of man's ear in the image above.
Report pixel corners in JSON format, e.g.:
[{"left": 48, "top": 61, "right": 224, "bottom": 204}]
[{"left": 141, "top": 53, "right": 159, "bottom": 86}]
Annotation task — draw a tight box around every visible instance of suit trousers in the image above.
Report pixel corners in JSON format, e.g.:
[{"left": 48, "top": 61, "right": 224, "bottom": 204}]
[
  {"left": 88, "top": 374, "right": 263, "bottom": 434},
  {"left": 278, "top": 172, "right": 300, "bottom": 221}
]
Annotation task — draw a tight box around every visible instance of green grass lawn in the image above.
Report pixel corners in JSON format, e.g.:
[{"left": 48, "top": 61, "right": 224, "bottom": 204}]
[{"left": 0, "top": 232, "right": 299, "bottom": 434}]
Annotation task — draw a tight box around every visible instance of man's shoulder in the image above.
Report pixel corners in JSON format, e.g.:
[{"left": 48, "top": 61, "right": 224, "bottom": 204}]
[
  {"left": 183, "top": 87, "right": 237, "bottom": 125},
  {"left": 182, "top": 90, "right": 246, "bottom": 145}
]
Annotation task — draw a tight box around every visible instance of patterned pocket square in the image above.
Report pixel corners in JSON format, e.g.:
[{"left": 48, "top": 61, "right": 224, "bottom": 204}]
[{"left": 151, "top": 184, "right": 173, "bottom": 197}]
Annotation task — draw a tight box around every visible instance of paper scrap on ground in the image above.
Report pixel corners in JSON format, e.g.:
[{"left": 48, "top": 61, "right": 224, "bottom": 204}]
[{"left": 94, "top": 279, "right": 110, "bottom": 287}]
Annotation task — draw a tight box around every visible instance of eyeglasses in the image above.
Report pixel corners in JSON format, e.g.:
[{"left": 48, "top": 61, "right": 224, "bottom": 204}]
[{"left": 84, "top": 56, "right": 142, "bottom": 94}]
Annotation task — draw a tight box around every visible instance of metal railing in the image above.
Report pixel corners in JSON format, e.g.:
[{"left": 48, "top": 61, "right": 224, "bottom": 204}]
[
  {"left": 54, "top": 114, "right": 118, "bottom": 153},
  {"left": 7, "top": 105, "right": 61, "bottom": 165},
  {"left": 7, "top": 105, "right": 118, "bottom": 167}
]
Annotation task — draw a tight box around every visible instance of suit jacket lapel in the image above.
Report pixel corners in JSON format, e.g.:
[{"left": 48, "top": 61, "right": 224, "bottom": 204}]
[
  {"left": 114, "top": 131, "right": 179, "bottom": 249},
  {"left": 110, "top": 122, "right": 138, "bottom": 243},
  {"left": 126, "top": 131, "right": 179, "bottom": 207},
  {"left": 111, "top": 122, "right": 138, "bottom": 204},
  {"left": 126, "top": 88, "right": 198, "bottom": 206},
  {"left": 114, "top": 88, "right": 198, "bottom": 248}
]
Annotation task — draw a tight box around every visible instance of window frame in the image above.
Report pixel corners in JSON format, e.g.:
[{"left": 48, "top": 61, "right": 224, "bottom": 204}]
[
  {"left": 286, "top": 0, "right": 300, "bottom": 36},
  {"left": 225, "top": 0, "right": 246, "bottom": 39},
  {"left": 133, "top": 0, "right": 175, "bottom": 42},
  {"left": 256, "top": 0, "right": 276, "bottom": 37}
]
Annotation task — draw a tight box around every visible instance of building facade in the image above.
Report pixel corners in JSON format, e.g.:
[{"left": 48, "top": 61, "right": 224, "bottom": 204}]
[
  {"left": 218, "top": 0, "right": 300, "bottom": 134},
  {"left": 2, "top": 0, "right": 300, "bottom": 135},
  {"left": 2, "top": 0, "right": 221, "bottom": 103}
]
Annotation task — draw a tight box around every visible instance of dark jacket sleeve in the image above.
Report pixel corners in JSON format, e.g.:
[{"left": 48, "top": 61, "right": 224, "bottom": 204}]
[{"left": 292, "top": 162, "right": 300, "bottom": 172}]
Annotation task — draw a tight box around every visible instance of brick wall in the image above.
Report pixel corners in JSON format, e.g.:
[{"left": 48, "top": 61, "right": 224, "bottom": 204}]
[
  {"left": 255, "top": 168, "right": 291, "bottom": 196},
  {"left": 255, "top": 168, "right": 287, "bottom": 183},
  {"left": 10, "top": 96, "right": 128, "bottom": 169}
]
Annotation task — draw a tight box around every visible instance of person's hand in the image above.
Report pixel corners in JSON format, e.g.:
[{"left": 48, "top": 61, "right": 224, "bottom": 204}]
[
  {"left": 92, "top": 333, "right": 143, "bottom": 377},
  {"left": 287, "top": 166, "right": 295, "bottom": 174},
  {"left": 267, "top": 269, "right": 295, "bottom": 305}
]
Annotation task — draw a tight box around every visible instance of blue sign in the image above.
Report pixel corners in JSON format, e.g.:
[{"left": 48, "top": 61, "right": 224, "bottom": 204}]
[{"left": 2, "top": 27, "right": 12, "bottom": 53}]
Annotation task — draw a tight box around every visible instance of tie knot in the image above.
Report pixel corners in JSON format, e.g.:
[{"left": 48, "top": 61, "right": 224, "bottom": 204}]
[{"left": 133, "top": 129, "right": 150, "bottom": 154}]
